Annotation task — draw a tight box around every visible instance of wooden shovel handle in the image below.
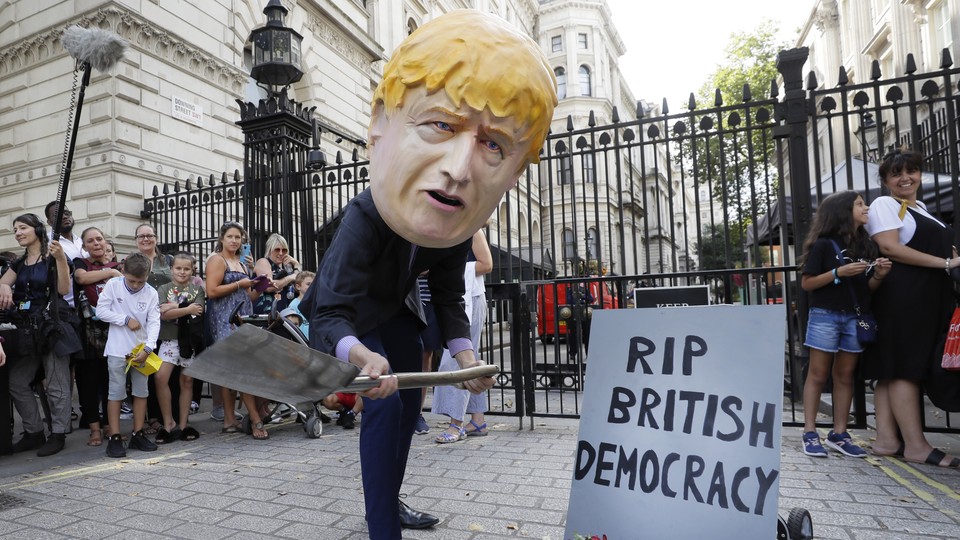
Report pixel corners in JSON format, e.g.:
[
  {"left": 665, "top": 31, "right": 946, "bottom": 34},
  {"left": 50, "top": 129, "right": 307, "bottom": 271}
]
[{"left": 338, "top": 364, "right": 499, "bottom": 393}]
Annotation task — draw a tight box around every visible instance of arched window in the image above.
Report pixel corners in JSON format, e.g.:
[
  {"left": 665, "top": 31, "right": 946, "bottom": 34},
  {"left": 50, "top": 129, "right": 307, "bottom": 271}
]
[
  {"left": 562, "top": 228, "right": 576, "bottom": 261},
  {"left": 579, "top": 65, "right": 591, "bottom": 97},
  {"left": 555, "top": 67, "right": 566, "bottom": 99},
  {"left": 407, "top": 18, "right": 418, "bottom": 36}
]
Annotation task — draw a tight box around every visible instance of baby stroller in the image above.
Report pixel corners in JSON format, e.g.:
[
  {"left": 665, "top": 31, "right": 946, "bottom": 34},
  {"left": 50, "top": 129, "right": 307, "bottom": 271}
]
[{"left": 228, "top": 300, "right": 329, "bottom": 438}]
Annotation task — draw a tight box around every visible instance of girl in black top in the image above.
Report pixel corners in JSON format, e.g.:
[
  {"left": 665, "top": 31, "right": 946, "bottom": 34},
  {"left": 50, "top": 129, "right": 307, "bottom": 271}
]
[{"left": 798, "top": 191, "right": 890, "bottom": 458}]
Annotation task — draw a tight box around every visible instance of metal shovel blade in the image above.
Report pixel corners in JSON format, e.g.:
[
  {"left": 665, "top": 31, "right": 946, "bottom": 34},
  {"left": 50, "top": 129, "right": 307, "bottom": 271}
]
[{"left": 185, "top": 324, "right": 499, "bottom": 404}]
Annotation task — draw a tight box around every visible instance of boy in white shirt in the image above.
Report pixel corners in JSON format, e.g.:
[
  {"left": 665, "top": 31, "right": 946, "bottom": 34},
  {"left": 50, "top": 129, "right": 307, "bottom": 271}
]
[{"left": 95, "top": 252, "right": 161, "bottom": 457}]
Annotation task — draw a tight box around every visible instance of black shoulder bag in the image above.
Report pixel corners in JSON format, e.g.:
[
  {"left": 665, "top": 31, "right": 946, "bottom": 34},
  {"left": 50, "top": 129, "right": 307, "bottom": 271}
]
[{"left": 828, "top": 240, "right": 878, "bottom": 345}]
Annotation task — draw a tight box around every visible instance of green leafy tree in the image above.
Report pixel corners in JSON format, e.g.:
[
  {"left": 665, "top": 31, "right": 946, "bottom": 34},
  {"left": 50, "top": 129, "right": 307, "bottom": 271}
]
[
  {"left": 696, "top": 223, "right": 746, "bottom": 271},
  {"left": 682, "top": 21, "right": 790, "bottom": 267},
  {"left": 696, "top": 222, "right": 750, "bottom": 303}
]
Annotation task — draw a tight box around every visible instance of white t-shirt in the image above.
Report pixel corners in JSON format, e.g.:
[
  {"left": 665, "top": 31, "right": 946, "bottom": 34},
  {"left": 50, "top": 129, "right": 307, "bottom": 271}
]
[
  {"left": 48, "top": 231, "right": 88, "bottom": 307},
  {"left": 95, "top": 276, "right": 161, "bottom": 358},
  {"left": 865, "top": 196, "right": 945, "bottom": 244}
]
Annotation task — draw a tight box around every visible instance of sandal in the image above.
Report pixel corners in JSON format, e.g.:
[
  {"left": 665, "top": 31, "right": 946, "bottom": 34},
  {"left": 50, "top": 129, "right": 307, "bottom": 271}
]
[
  {"left": 87, "top": 429, "right": 103, "bottom": 447},
  {"left": 251, "top": 422, "right": 269, "bottom": 440},
  {"left": 904, "top": 448, "right": 960, "bottom": 468},
  {"left": 435, "top": 423, "right": 466, "bottom": 444},
  {"left": 155, "top": 427, "right": 182, "bottom": 444},
  {"left": 221, "top": 423, "right": 243, "bottom": 434},
  {"left": 179, "top": 426, "right": 200, "bottom": 441},
  {"left": 143, "top": 421, "right": 161, "bottom": 435},
  {"left": 465, "top": 420, "right": 488, "bottom": 437}
]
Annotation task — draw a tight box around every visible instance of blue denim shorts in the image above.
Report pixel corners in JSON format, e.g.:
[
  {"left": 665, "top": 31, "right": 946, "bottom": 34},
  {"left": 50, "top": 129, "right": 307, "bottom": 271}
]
[{"left": 804, "top": 307, "right": 863, "bottom": 353}]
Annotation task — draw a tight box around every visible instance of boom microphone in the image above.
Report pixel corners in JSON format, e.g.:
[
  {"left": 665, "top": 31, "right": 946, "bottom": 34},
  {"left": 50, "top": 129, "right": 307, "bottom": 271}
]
[
  {"left": 51, "top": 25, "right": 127, "bottom": 239},
  {"left": 61, "top": 25, "right": 127, "bottom": 72}
]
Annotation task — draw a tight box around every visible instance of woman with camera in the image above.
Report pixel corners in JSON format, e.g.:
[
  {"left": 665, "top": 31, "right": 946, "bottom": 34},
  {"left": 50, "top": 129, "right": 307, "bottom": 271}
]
[
  {"left": 0, "top": 213, "right": 77, "bottom": 457},
  {"left": 251, "top": 233, "right": 301, "bottom": 315}
]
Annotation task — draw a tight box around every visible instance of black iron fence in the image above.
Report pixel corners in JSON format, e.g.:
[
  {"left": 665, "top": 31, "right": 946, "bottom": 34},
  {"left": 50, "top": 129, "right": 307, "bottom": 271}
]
[{"left": 144, "top": 47, "right": 960, "bottom": 433}]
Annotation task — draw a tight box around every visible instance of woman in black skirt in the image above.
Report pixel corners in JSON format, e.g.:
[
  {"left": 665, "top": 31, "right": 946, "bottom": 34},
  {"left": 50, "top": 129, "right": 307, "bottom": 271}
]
[{"left": 865, "top": 148, "right": 960, "bottom": 469}]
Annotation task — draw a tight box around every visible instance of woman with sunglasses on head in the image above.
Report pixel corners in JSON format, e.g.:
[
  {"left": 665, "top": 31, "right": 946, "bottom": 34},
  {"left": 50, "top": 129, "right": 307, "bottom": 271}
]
[
  {"left": 865, "top": 148, "right": 960, "bottom": 469},
  {"left": 251, "top": 233, "right": 301, "bottom": 315}
]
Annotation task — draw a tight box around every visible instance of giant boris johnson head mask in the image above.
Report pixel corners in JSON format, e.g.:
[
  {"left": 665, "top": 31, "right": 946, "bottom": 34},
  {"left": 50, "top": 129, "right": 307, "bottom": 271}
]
[{"left": 368, "top": 9, "right": 557, "bottom": 248}]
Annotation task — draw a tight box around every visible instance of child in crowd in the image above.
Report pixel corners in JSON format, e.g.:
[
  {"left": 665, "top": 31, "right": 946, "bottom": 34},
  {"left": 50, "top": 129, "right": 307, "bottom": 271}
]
[
  {"left": 96, "top": 252, "right": 161, "bottom": 458},
  {"left": 154, "top": 252, "right": 205, "bottom": 444},
  {"left": 285, "top": 270, "right": 314, "bottom": 337},
  {"left": 322, "top": 392, "right": 363, "bottom": 430},
  {"left": 799, "top": 191, "right": 890, "bottom": 458}
]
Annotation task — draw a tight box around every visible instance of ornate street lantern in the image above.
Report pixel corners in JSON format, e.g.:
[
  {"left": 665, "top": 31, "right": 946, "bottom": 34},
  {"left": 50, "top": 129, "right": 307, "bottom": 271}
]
[
  {"left": 249, "top": 0, "right": 303, "bottom": 90},
  {"left": 856, "top": 112, "right": 883, "bottom": 163}
]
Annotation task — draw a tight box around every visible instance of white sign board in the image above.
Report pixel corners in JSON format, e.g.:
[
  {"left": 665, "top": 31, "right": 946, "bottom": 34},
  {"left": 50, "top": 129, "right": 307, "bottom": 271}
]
[
  {"left": 565, "top": 305, "right": 784, "bottom": 540},
  {"left": 171, "top": 95, "right": 203, "bottom": 127}
]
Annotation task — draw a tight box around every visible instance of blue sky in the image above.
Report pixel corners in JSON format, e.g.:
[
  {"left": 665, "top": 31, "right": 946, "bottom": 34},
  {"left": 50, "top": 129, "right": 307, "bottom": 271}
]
[{"left": 607, "top": 0, "right": 816, "bottom": 108}]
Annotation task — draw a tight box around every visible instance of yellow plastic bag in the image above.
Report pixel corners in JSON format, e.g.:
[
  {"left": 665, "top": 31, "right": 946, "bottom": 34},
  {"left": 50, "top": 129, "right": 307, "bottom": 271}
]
[{"left": 125, "top": 343, "right": 163, "bottom": 376}]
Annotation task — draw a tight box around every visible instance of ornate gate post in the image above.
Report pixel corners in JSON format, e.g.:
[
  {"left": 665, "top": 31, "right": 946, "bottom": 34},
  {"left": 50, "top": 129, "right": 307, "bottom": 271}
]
[
  {"left": 775, "top": 47, "right": 812, "bottom": 260},
  {"left": 236, "top": 0, "right": 315, "bottom": 258},
  {"left": 236, "top": 95, "right": 313, "bottom": 255}
]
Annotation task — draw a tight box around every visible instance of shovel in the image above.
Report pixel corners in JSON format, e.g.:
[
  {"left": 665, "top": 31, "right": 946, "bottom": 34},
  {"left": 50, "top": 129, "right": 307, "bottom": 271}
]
[{"left": 185, "top": 324, "right": 498, "bottom": 404}]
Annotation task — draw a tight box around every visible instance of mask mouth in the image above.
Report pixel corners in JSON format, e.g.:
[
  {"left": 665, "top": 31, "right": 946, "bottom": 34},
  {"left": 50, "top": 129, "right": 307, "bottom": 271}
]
[{"left": 428, "top": 190, "right": 463, "bottom": 207}]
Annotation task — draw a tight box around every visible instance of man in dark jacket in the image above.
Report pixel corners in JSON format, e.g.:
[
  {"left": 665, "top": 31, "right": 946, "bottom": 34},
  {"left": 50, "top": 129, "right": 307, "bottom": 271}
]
[{"left": 300, "top": 10, "right": 556, "bottom": 540}]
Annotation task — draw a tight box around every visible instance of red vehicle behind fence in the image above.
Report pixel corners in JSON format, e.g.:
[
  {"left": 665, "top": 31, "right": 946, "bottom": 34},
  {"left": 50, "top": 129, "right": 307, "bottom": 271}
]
[{"left": 536, "top": 281, "right": 617, "bottom": 344}]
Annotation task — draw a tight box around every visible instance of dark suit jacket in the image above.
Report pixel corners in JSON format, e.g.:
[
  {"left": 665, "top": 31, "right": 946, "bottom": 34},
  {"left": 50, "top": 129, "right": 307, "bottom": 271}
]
[{"left": 301, "top": 188, "right": 471, "bottom": 356}]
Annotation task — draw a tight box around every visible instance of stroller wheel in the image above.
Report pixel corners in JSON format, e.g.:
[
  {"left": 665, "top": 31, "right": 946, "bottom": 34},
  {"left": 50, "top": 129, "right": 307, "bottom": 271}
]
[
  {"left": 786, "top": 508, "right": 813, "bottom": 540},
  {"left": 305, "top": 416, "right": 323, "bottom": 438}
]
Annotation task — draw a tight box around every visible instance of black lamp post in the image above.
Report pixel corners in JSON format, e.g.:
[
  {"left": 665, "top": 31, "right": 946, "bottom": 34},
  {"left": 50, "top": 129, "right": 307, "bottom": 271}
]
[
  {"left": 238, "top": 0, "right": 314, "bottom": 265},
  {"left": 858, "top": 112, "right": 880, "bottom": 162},
  {"left": 250, "top": 0, "right": 303, "bottom": 92}
]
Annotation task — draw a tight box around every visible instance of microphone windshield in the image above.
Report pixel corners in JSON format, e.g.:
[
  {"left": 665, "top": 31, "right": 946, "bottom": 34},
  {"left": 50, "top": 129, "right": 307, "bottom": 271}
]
[{"left": 62, "top": 25, "right": 127, "bottom": 73}]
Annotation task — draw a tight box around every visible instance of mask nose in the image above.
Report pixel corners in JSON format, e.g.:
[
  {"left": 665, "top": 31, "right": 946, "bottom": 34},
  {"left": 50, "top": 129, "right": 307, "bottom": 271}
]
[{"left": 441, "top": 134, "right": 474, "bottom": 184}]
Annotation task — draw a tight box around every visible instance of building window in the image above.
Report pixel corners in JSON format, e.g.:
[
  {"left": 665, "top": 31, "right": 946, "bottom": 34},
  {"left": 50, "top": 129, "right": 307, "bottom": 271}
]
[
  {"left": 583, "top": 153, "right": 595, "bottom": 183},
  {"left": 555, "top": 67, "right": 566, "bottom": 99},
  {"left": 562, "top": 228, "right": 576, "bottom": 261},
  {"left": 579, "top": 65, "right": 592, "bottom": 96},
  {"left": 551, "top": 35, "right": 562, "bottom": 52},
  {"left": 559, "top": 154, "right": 573, "bottom": 185},
  {"left": 935, "top": 1, "right": 953, "bottom": 51},
  {"left": 578, "top": 33, "right": 588, "bottom": 49}
]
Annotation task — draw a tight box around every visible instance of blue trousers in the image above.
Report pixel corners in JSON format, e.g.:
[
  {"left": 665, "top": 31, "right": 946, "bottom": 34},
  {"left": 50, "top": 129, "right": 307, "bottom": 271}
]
[{"left": 359, "top": 310, "right": 424, "bottom": 540}]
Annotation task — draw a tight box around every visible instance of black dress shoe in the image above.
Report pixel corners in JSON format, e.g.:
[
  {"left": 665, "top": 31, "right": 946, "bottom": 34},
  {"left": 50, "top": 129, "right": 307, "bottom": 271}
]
[{"left": 398, "top": 500, "right": 439, "bottom": 529}]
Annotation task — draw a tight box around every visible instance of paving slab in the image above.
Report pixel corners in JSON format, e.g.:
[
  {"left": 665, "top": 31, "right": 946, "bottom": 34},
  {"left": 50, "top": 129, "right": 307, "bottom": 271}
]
[{"left": 0, "top": 405, "right": 958, "bottom": 538}]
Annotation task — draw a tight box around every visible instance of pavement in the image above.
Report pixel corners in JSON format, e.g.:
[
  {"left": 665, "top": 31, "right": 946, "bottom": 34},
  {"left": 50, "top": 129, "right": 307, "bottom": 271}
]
[{"left": 0, "top": 402, "right": 958, "bottom": 539}]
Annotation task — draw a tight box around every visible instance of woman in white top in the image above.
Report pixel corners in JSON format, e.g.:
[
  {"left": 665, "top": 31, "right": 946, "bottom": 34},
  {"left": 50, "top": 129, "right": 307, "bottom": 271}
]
[{"left": 864, "top": 148, "right": 960, "bottom": 469}]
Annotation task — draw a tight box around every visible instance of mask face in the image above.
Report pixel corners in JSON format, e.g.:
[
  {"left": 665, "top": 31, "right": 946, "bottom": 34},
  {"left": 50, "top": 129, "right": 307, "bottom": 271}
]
[{"left": 368, "top": 86, "right": 530, "bottom": 248}]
